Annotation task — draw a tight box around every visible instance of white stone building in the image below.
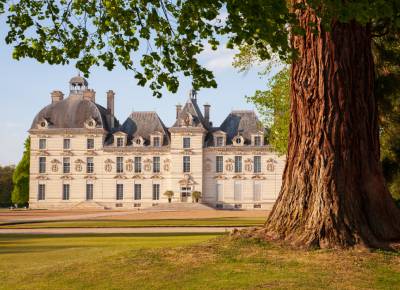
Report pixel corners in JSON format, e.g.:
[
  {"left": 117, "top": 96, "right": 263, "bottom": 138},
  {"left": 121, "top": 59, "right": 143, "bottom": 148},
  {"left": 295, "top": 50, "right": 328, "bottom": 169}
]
[{"left": 28, "top": 75, "right": 285, "bottom": 210}]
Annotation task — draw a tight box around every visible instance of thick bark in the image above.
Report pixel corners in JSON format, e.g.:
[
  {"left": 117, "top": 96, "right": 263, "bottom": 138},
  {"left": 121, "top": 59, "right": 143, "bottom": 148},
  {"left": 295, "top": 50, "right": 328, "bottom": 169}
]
[{"left": 263, "top": 7, "right": 400, "bottom": 248}]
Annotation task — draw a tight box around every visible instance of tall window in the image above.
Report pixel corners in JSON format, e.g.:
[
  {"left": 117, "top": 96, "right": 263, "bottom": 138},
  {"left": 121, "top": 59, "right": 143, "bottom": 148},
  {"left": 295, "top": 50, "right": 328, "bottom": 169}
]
[
  {"left": 38, "top": 184, "right": 45, "bottom": 200},
  {"left": 134, "top": 157, "right": 142, "bottom": 173},
  {"left": 86, "top": 157, "right": 94, "bottom": 173},
  {"left": 87, "top": 138, "right": 94, "bottom": 149},
  {"left": 153, "top": 157, "right": 160, "bottom": 173},
  {"left": 152, "top": 184, "right": 160, "bottom": 200},
  {"left": 183, "top": 137, "right": 191, "bottom": 149},
  {"left": 216, "top": 183, "right": 223, "bottom": 202},
  {"left": 39, "top": 138, "right": 46, "bottom": 149},
  {"left": 216, "top": 136, "right": 224, "bottom": 147},
  {"left": 116, "top": 184, "right": 124, "bottom": 200},
  {"left": 86, "top": 184, "right": 94, "bottom": 200},
  {"left": 254, "top": 156, "right": 261, "bottom": 173},
  {"left": 63, "top": 138, "right": 70, "bottom": 150},
  {"left": 234, "top": 156, "right": 242, "bottom": 173},
  {"left": 63, "top": 157, "right": 70, "bottom": 173},
  {"left": 216, "top": 156, "right": 223, "bottom": 173},
  {"left": 183, "top": 156, "right": 190, "bottom": 173},
  {"left": 234, "top": 182, "right": 242, "bottom": 201},
  {"left": 62, "top": 184, "right": 70, "bottom": 200},
  {"left": 254, "top": 182, "right": 261, "bottom": 201},
  {"left": 116, "top": 137, "right": 124, "bottom": 147},
  {"left": 254, "top": 136, "right": 262, "bottom": 146},
  {"left": 116, "top": 157, "right": 123, "bottom": 173},
  {"left": 134, "top": 184, "right": 142, "bottom": 200},
  {"left": 39, "top": 157, "right": 46, "bottom": 173},
  {"left": 153, "top": 136, "right": 161, "bottom": 147}
]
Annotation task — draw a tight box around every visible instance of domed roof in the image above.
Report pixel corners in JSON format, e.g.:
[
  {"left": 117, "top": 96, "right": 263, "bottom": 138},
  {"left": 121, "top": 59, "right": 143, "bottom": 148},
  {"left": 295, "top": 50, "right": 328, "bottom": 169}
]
[
  {"left": 69, "top": 75, "right": 88, "bottom": 86},
  {"left": 30, "top": 95, "right": 118, "bottom": 131}
]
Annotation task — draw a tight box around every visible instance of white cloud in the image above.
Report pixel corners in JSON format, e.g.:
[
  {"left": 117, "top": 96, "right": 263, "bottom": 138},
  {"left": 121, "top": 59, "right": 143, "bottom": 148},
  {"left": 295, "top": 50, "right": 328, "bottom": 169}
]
[{"left": 198, "top": 44, "right": 238, "bottom": 72}]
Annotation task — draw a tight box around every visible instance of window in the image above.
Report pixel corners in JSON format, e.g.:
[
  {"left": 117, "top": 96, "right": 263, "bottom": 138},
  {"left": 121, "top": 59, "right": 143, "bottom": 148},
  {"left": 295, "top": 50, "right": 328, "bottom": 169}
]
[
  {"left": 39, "top": 157, "right": 46, "bottom": 173},
  {"left": 216, "top": 156, "right": 223, "bottom": 173},
  {"left": 254, "top": 136, "right": 262, "bottom": 146},
  {"left": 234, "top": 156, "right": 242, "bottom": 173},
  {"left": 254, "top": 182, "right": 261, "bottom": 201},
  {"left": 63, "top": 157, "right": 70, "bottom": 173},
  {"left": 216, "top": 136, "right": 224, "bottom": 147},
  {"left": 116, "top": 137, "right": 124, "bottom": 147},
  {"left": 153, "top": 157, "right": 160, "bottom": 173},
  {"left": 183, "top": 156, "right": 190, "bottom": 173},
  {"left": 183, "top": 137, "right": 191, "bottom": 149},
  {"left": 38, "top": 184, "right": 45, "bottom": 200},
  {"left": 134, "top": 157, "right": 142, "bottom": 173},
  {"left": 116, "top": 157, "right": 123, "bottom": 173},
  {"left": 116, "top": 184, "right": 124, "bottom": 200},
  {"left": 63, "top": 138, "right": 70, "bottom": 150},
  {"left": 216, "top": 183, "right": 223, "bottom": 202},
  {"left": 153, "top": 136, "right": 161, "bottom": 147},
  {"left": 134, "top": 184, "right": 142, "bottom": 200},
  {"left": 152, "top": 184, "right": 160, "bottom": 200},
  {"left": 39, "top": 139, "right": 46, "bottom": 149},
  {"left": 86, "top": 184, "right": 93, "bottom": 200},
  {"left": 87, "top": 157, "right": 94, "bottom": 173},
  {"left": 254, "top": 156, "right": 261, "bottom": 173},
  {"left": 62, "top": 184, "right": 70, "bottom": 200},
  {"left": 235, "top": 137, "right": 242, "bottom": 145},
  {"left": 87, "top": 138, "right": 94, "bottom": 149},
  {"left": 234, "top": 182, "right": 242, "bottom": 201}
]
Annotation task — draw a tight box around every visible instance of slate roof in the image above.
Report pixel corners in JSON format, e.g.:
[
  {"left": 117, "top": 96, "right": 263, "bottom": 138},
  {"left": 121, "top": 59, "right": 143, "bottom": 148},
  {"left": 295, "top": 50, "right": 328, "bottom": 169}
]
[
  {"left": 119, "top": 111, "right": 169, "bottom": 145},
  {"left": 172, "top": 97, "right": 208, "bottom": 129}
]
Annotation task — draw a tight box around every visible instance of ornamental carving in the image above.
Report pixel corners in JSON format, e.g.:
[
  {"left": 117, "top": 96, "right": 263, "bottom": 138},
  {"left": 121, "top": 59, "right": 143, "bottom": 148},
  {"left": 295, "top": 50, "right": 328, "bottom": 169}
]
[
  {"left": 125, "top": 159, "right": 133, "bottom": 172},
  {"left": 104, "top": 159, "right": 114, "bottom": 172},
  {"left": 163, "top": 159, "right": 171, "bottom": 172},
  {"left": 225, "top": 158, "right": 234, "bottom": 172},
  {"left": 75, "top": 159, "right": 85, "bottom": 172},
  {"left": 266, "top": 158, "right": 277, "bottom": 172},
  {"left": 143, "top": 158, "right": 152, "bottom": 172},
  {"left": 244, "top": 158, "right": 253, "bottom": 172},
  {"left": 50, "top": 159, "right": 60, "bottom": 172}
]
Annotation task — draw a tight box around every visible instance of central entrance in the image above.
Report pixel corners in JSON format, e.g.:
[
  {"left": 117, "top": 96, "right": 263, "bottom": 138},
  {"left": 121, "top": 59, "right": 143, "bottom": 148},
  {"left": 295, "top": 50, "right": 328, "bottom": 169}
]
[{"left": 180, "top": 187, "right": 192, "bottom": 202}]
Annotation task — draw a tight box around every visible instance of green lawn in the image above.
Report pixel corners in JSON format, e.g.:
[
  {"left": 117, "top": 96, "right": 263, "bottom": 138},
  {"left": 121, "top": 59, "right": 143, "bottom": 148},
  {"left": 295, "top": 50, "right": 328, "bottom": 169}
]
[
  {"left": 0, "top": 217, "right": 266, "bottom": 228},
  {"left": 0, "top": 233, "right": 399, "bottom": 290}
]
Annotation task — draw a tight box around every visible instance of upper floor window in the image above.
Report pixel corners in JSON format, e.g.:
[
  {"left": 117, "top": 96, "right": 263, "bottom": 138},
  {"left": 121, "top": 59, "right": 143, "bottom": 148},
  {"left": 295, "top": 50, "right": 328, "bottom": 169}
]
[
  {"left": 254, "top": 156, "right": 261, "bottom": 173},
  {"left": 216, "top": 136, "right": 224, "bottom": 147},
  {"left": 153, "top": 157, "right": 160, "bottom": 173},
  {"left": 87, "top": 138, "right": 94, "bottom": 149},
  {"left": 62, "top": 184, "right": 70, "bottom": 200},
  {"left": 38, "top": 184, "right": 45, "bottom": 200},
  {"left": 153, "top": 136, "right": 161, "bottom": 147},
  {"left": 116, "top": 137, "right": 124, "bottom": 147},
  {"left": 183, "top": 137, "right": 191, "bottom": 149},
  {"left": 134, "top": 184, "right": 142, "bottom": 200},
  {"left": 39, "top": 139, "right": 46, "bottom": 150},
  {"left": 63, "top": 157, "right": 70, "bottom": 174},
  {"left": 183, "top": 156, "right": 190, "bottom": 173},
  {"left": 39, "top": 157, "right": 46, "bottom": 173},
  {"left": 134, "top": 157, "right": 142, "bottom": 173},
  {"left": 216, "top": 156, "right": 223, "bottom": 173},
  {"left": 86, "top": 157, "right": 94, "bottom": 173},
  {"left": 254, "top": 136, "right": 262, "bottom": 146},
  {"left": 234, "top": 156, "right": 242, "bottom": 173},
  {"left": 116, "top": 157, "right": 124, "bottom": 173},
  {"left": 63, "top": 138, "right": 70, "bottom": 150},
  {"left": 116, "top": 184, "right": 124, "bottom": 200}
]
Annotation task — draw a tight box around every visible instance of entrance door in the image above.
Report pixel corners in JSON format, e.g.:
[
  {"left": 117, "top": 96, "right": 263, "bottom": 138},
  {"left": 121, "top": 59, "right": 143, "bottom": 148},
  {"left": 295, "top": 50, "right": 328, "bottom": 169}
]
[{"left": 181, "top": 187, "right": 192, "bottom": 202}]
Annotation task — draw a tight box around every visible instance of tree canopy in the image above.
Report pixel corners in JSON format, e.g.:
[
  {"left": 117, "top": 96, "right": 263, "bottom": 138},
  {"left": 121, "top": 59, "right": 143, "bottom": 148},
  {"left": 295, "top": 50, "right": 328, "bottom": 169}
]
[{"left": 12, "top": 137, "right": 30, "bottom": 206}]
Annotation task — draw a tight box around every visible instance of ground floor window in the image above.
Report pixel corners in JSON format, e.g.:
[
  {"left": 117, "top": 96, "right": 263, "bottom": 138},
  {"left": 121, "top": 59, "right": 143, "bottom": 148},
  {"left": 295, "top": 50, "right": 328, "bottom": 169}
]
[
  {"left": 86, "top": 184, "right": 93, "bottom": 200},
  {"left": 62, "top": 184, "right": 70, "bottom": 200},
  {"left": 134, "top": 184, "right": 142, "bottom": 200},
  {"left": 116, "top": 184, "right": 124, "bottom": 200},
  {"left": 216, "top": 183, "right": 223, "bottom": 202},
  {"left": 152, "top": 184, "right": 160, "bottom": 200},
  {"left": 38, "top": 184, "right": 45, "bottom": 200},
  {"left": 234, "top": 182, "right": 242, "bottom": 201},
  {"left": 253, "top": 182, "right": 261, "bottom": 201}
]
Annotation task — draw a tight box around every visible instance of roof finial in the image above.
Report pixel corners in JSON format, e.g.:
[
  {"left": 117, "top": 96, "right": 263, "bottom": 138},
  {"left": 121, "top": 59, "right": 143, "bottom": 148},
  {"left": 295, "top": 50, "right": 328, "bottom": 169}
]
[{"left": 189, "top": 89, "right": 197, "bottom": 100}]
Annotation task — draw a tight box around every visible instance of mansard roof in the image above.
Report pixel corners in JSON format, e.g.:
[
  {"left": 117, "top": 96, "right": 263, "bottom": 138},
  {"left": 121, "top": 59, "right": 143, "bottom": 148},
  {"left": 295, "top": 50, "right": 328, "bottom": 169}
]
[
  {"left": 172, "top": 97, "right": 208, "bottom": 129},
  {"left": 30, "top": 94, "right": 118, "bottom": 131},
  {"left": 219, "top": 110, "right": 264, "bottom": 144},
  {"left": 120, "top": 111, "right": 169, "bottom": 145}
]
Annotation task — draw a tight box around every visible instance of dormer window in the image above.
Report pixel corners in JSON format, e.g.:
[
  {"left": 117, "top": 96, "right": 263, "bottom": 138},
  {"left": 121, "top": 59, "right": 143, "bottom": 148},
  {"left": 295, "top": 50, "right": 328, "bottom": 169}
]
[
  {"left": 39, "top": 139, "right": 46, "bottom": 150},
  {"left": 63, "top": 138, "right": 70, "bottom": 150},
  {"left": 38, "top": 118, "right": 48, "bottom": 129},
  {"left": 116, "top": 137, "right": 124, "bottom": 147},
  {"left": 216, "top": 136, "right": 224, "bottom": 147},
  {"left": 233, "top": 135, "right": 244, "bottom": 146},
  {"left": 84, "top": 118, "right": 96, "bottom": 129},
  {"left": 153, "top": 136, "right": 161, "bottom": 147},
  {"left": 133, "top": 136, "right": 144, "bottom": 147},
  {"left": 87, "top": 138, "right": 94, "bottom": 150},
  {"left": 253, "top": 135, "right": 263, "bottom": 146}
]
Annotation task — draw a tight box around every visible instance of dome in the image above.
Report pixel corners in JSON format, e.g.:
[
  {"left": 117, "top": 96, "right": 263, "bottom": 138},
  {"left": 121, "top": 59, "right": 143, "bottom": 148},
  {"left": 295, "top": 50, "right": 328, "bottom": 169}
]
[
  {"left": 69, "top": 75, "right": 88, "bottom": 86},
  {"left": 30, "top": 95, "right": 118, "bottom": 131}
]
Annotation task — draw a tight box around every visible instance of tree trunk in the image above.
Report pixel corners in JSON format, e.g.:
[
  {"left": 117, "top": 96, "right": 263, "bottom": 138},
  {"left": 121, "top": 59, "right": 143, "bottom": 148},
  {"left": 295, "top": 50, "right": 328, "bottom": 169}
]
[{"left": 263, "top": 6, "right": 400, "bottom": 248}]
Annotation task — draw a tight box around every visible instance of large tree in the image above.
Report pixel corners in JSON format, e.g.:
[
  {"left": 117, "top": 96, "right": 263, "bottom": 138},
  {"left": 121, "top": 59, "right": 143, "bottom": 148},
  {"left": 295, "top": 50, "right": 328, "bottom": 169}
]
[
  {"left": 0, "top": 165, "right": 15, "bottom": 207},
  {"left": 2, "top": 0, "right": 400, "bottom": 248},
  {"left": 12, "top": 138, "right": 30, "bottom": 206}
]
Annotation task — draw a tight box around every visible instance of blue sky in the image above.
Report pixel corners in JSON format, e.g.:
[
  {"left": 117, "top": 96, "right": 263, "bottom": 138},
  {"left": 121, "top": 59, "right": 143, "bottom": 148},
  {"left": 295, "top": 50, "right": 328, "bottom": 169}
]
[{"left": 0, "top": 21, "right": 272, "bottom": 166}]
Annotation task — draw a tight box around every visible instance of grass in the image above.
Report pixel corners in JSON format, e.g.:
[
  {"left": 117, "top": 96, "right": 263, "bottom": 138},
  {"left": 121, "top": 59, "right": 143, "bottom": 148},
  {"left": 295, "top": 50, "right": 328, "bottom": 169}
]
[
  {"left": 0, "top": 217, "right": 266, "bottom": 228},
  {"left": 0, "top": 233, "right": 399, "bottom": 290}
]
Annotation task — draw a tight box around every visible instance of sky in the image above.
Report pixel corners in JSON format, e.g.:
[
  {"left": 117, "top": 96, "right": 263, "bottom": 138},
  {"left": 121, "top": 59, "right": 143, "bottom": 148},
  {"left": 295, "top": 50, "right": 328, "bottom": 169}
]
[{"left": 0, "top": 18, "right": 273, "bottom": 166}]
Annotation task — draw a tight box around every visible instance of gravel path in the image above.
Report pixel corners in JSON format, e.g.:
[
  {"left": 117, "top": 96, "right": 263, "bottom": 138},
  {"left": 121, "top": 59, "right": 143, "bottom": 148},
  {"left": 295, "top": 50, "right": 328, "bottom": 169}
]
[{"left": 0, "top": 226, "right": 244, "bottom": 234}]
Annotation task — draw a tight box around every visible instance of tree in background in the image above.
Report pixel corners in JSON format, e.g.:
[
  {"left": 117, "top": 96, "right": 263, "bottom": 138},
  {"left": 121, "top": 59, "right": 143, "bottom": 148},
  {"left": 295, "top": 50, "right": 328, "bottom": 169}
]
[
  {"left": 2, "top": 0, "right": 400, "bottom": 248},
  {"left": 0, "top": 165, "right": 15, "bottom": 207},
  {"left": 12, "top": 138, "right": 30, "bottom": 206}
]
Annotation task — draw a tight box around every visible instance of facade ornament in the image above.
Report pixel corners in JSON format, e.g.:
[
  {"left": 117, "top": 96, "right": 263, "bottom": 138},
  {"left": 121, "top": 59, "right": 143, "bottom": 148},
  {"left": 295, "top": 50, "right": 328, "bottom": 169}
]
[
  {"left": 214, "top": 174, "right": 227, "bottom": 180},
  {"left": 225, "top": 158, "right": 234, "bottom": 172},
  {"left": 163, "top": 159, "right": 171, "bottom": 172},
  {"left": 143, "top": 158, "right": 152, "bottom": 172},
  {"left": 74, "top": 159, "right": 85, "bottom": 172},
  {"left": 232, "top": 175, "right": 246, "bottom": 180},
  {"left": 125, "top": 158, "right": 133, "bottom": 172},
  {"left": 84, "top": 175, "right": 97, "bottom": 180},
  {"left": 252, "top": 175, "right": 266, "bottom": 180},
  {"left": 245, "top": 158, "right": 253, "bottom": 172},
  {"left": 150, "top": 174, "right": 164, "bottom": 179},
  {"left": 51, "top": 159, "right": 60, "bottom": 172},
  {"left": 104, "top": 158, "right": 114, "bottom": 172},
  {"left": 60, "top": 175, "right": 73, "bottom": 180},
  {"left": 266, "top": 158, "right": 277, "bottom": 172},
  {"left": 36, "top": 175, "right": 49, "bottom": 180},
  {"left": 114, "top": 174, "right": 127, "bottom": 179},
  {"left": 132, "top": 174, "right": 145, "bottom": 179}
]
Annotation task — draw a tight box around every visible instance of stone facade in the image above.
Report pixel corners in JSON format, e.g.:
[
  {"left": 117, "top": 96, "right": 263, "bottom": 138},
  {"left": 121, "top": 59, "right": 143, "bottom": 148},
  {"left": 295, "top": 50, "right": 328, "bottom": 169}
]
[{"left": 29, "top": 76, "right": 285, "bottom": 210}]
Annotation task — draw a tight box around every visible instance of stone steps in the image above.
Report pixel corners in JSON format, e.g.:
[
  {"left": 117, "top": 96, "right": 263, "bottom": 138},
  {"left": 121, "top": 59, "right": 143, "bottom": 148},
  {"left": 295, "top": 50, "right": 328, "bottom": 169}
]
[{"left": 143, "top": 202, "right": 215, "bottom": 211}]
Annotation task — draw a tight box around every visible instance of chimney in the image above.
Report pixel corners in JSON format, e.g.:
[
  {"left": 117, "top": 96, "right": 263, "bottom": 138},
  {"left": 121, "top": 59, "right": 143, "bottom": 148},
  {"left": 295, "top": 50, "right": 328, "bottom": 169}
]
[
  {"left": 83, "top": 89, "right": 96, "bottom": 102},
  {"left": 107, "top": 90, "right": 115, "bottom": 128},
  {"left": 176, "top": 104, "right": 182, "bottom": 119},
  {"left": 204, "top": 103, "right": 210, "bottom": 125},
  {"left": 51, "top": 91, "right": 64, "bottom": 103}
]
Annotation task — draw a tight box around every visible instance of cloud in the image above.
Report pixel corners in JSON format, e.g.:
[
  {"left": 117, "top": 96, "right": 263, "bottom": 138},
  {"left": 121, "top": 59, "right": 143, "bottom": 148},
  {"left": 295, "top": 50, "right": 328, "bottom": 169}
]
[{"left": 198, "top": 44, "right": 239, "bottom": 72}]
